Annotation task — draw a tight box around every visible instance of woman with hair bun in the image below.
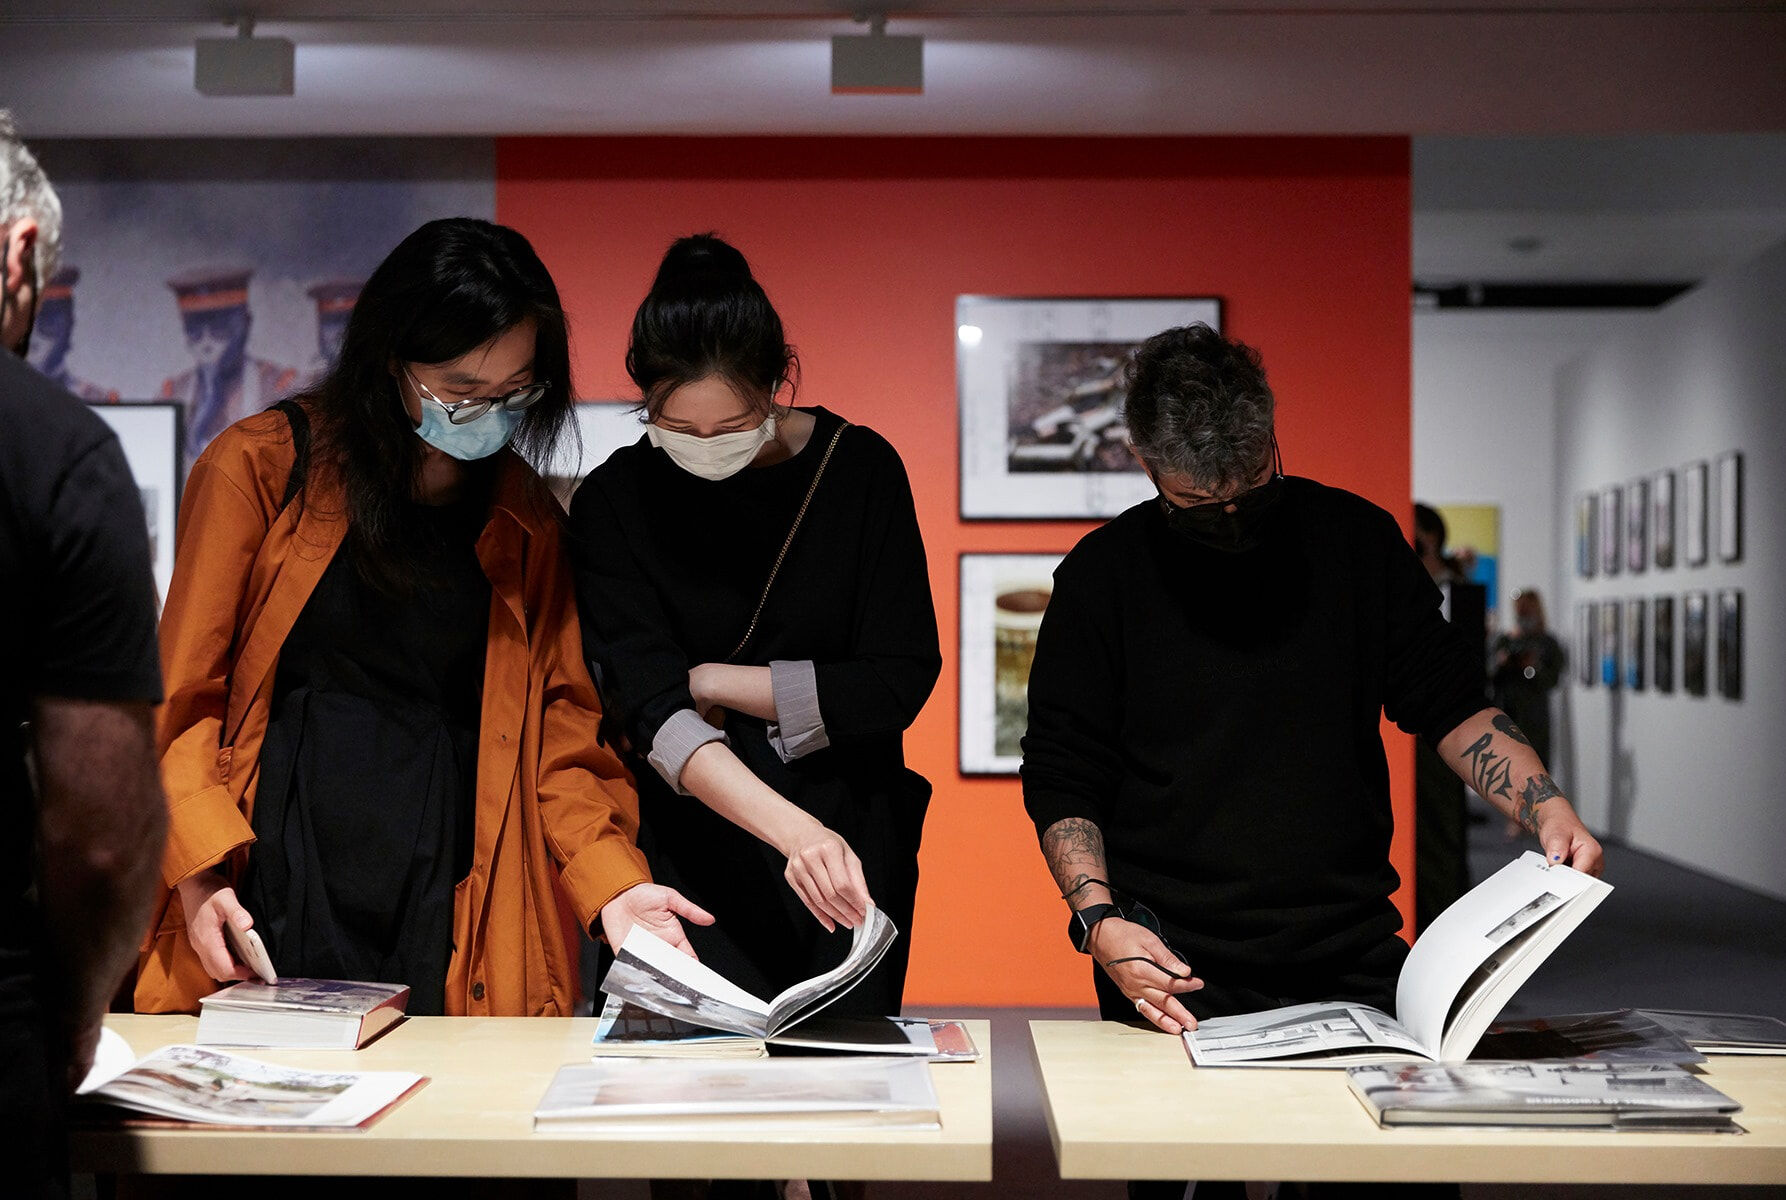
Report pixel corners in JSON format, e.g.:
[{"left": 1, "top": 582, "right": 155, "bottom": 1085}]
[
  {"left": 139, "top": 217, "right": 708, "bottom": 1018},
  {"left": 569, "top": 233, "right": 939, "bottom": 1024}
]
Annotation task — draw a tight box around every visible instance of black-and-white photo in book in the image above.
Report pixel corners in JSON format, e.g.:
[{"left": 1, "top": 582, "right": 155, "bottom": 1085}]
[
  {"left": 77, "top": 1028, "right": 424, "bottom": 1128},
  {"left": 602, "top": 906, "right": 898, "bottom": 1040},
  {"left": 590, "top": 994, "right": 946, "bottom": 1058},
  {"left": 1185, "top": 853, "right": 1612, "bottom": 1067}
]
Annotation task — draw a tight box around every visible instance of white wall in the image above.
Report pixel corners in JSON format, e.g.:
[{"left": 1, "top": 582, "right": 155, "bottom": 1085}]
[
  {"left": 1413, "top": 310, "right": 1634, "bottom": 635},
  {"left": 1556, "top": 238, "right": 1786, "bottom": 901}
]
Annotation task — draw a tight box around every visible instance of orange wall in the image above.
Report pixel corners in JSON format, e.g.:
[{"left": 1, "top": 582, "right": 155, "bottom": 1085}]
[{"left": 498, "top": 136, "right": 1415, "bottom": 1007}]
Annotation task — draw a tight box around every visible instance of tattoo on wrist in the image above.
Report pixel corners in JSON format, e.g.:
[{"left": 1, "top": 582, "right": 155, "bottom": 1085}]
[
  {"left": 1517, "top": 773, "right": 1564, "bottom": 833},
  {"left": 1492, "top": 714, "right": 1532, "bottom": 747},
  {"left": 1461, "top": 732, "right": 1515, "bottom": 800}
]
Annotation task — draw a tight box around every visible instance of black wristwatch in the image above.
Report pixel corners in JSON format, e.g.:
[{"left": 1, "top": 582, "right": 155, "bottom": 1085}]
[{"left": 1067, "top": 903, "right": 1121, "bottom": 953}]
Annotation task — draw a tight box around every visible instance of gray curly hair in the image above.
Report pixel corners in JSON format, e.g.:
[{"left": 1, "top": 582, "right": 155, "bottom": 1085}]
[
  {"left": 1122, "top": 323, "right": 1276, "bottom": 495},
  {"left": 0, "top": 110, "right": 64, "bottom": 292}
]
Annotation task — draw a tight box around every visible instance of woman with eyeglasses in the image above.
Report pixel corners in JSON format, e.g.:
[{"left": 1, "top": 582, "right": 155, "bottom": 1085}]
[
  {"left": 137, "top": 217, "right": 709, "bottom": 1017},
  {"left": 566, "top": 234, "right": 940, "bottom": 1026}
]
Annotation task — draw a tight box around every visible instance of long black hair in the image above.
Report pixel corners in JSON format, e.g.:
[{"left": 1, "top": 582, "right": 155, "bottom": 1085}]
[
  {"left": 625, "top": 233, "right": 798, "bottom": 417},
  {"left": 299, "top": 217, "right": 573, "bottom": 591}
]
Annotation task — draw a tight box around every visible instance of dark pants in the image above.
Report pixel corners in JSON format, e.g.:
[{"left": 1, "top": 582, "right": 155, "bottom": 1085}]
[{"left": 0, "top": 1011, "right": 69, "bottom": 1200}]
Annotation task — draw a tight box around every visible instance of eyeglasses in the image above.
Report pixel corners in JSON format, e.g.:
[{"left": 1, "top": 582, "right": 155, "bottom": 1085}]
[
  {"left": 1068, "top": 877, "right": 1193, "bottom": 982},
  {"left": 1159, "top": 438, "right": 1285, "bottom": 514},
  {"left": 407, "top": 368, "right": 549, "bottom": 426}
]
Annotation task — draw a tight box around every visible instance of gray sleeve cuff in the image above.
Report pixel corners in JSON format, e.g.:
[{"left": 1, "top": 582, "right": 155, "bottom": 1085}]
[
  {"left": 767, "top": 659, "right": 830, "bottom": 763},
  {"left": 647, "top": 707, "right": 729, "bottom": 795}
]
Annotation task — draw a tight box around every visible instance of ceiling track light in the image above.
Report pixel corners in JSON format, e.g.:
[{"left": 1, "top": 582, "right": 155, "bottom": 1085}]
[
  {"left": 831, "top": 10, "right": 924, "bottom": 96},
  {"left": 195, "top": 14, "right": 295, "bottom": 98}
]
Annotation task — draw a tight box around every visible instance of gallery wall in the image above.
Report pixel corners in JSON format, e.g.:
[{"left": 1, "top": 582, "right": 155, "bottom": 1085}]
[
  {"left": 1557, "top": 236, "right": 1786, "bottom": 902},
  {"left": 498, "top": 136, "right": 1417, "bottom": 1005}
]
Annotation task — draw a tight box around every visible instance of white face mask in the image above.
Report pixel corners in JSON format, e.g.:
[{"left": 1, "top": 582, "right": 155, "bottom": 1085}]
[{"left": 648, "top": 416, "right": 777, "bottom": 481}]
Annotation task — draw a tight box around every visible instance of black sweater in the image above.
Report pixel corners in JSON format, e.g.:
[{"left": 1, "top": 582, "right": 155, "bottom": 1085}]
[{"left": 1021, "top": 477, "right": 1486, "bottom": 995}]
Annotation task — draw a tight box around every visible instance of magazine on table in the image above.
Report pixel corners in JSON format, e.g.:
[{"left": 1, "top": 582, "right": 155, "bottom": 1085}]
[
  {"left": 1636, "top": 1009, "right": 1786, "bottom": 1055},
  {"left": 1471, "top": 1009, "right": 1705, "bottom": 1065},
  {"left": 1185, "top": 853, "right": 1612, "bottom": 1068},
  {"left": 1346, "top": 1060, "right": 1743, "bottom": 1131},
  {"left": 77, "top": 1028, "right": 424, "bottom": 1129},
  {"left": 197, "top": 978, "right": 410, "bottom": 1049},
  {"left": 591, "top": 996, "right": 977, "bottom": 1061},
  {"left": 601, "top": 906, "right": 898, "bottom": 1040},
  {"left": 535, "top": 1055, "right": 940, "bottom": 1133}
]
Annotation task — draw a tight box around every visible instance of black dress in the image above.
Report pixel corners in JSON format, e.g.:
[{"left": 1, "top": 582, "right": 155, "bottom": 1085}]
[
  {"left": 568, "top": 407, "right": 940, "bottom": 1016},
  {"left": 242, "top": 492, "right": 490, "bottom": 1015}
]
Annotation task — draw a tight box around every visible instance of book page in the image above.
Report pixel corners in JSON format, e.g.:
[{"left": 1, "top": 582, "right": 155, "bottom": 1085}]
[
  {"left": 603, "top": 926, "right": 775, "bottom": 1037},
  {"left": 1184, "top": 1001, "right": 1431, "bottom": 1065},
  {"left": 1395, "top": 852, "right": 1610, "bottom": 1059},
  {"left": 764, "top": 906, "right": 898, "bottom": 1035},
  {"left": 82, "top": 1044, "right": 421, "bottom": 1127}
]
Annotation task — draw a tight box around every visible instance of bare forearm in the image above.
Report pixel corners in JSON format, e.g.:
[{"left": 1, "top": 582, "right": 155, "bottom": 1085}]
[
  {"left": 33, "top": 698, "right": 169, "bottom": 1021},
  {"left": 691, "top": 664, "right": 778, "bottom": 721},
  {"left": 1438, "top": 707, "right": 1568, "bottom": 833},
  {"left": 680, "top": 739, "right": 816, "bottom": 853},
  {"left": 1041, "top": 817, "right": 1113, "bottom": 907}
]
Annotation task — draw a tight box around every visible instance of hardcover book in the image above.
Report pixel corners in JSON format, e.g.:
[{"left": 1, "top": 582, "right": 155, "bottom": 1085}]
[
  {"left": 1346, "top": 1060, "right": 1742, "bottom": 1131},
  {"left": 197, "top": 978, "right": 410, "bottom": 1050}
]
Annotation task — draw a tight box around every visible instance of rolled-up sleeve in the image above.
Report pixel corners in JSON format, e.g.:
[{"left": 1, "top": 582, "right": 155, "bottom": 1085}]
[
  {"left": 767, "top": 658, "right": 828, "bottom": 762},
  {"left": 646, "top": 707, "right": 729, "bottom": 794}
]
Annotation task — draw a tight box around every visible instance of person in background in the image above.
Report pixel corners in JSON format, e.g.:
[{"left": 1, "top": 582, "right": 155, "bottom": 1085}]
[
  {"left": 0, "top": 109, "right": 168, "bottom": 1200},
  {"left": 1492, "top": 589, "right": 1565, "bottom": 838},
  {"left": 304, "top": 277, "right": 362, "bottom": 384},
  {"left": 1022, "top": 323, "right": 1602, "bottom": 1200},
  {"left": 1410, "top": 502, "right": 1489, "bottom": 931},
  {"left": 26, "top": 265, "right": 120, "bottom": 402},
  {"left": 568, "top": 233, "right": 939, "bottom": 1033},
  {"left": 138, "top": 217, "right": 707, "bottom": 1020}
]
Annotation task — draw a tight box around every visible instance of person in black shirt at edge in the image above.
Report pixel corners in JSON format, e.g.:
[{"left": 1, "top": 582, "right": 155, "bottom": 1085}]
[
  {"left": 568, "top": 234, "right": 940, "bottom": 1200},
  {"left": 0, "top": 111, "right": 168, "bottom": 1200},
  {"left": 1021, "top": 324, "right": 1604, "bottom": 1200}
]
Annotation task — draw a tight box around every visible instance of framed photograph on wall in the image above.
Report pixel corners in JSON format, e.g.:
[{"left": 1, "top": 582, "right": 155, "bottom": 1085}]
[
  {"left": 1653, "top": 594, "right": 1675, "bottom": 694},
  {"left": 1598, "top": 485, "right": 1622, "bottom": 577},
  {"left": 1575, "top": 493, "right": 1598, "bottom": 579},
  {"left": 959, "top": 552, "right": 1064, "bottom": 774},
  {"left": 1652, "top": 469, "right": 1676, "bottom": 569},
  {"left": 1585, "top": 600, "right": 1600, "bottom": 685},
  {"left": 526, "top": 401, "right": 648, "bottom": 510},
  {"left": 1683, "top": 460, "right": 1709, "bottom": 567},
  {"left": 1717, "top": 588, "right": 1743, "bottom": 701},
  {"left": 1683, "top": 590, "right": 1709, "bottom": 697},
  {"left": 956, "top": 295, "right": 1222, "bottom": 519},
  {"left": 1716, "top": 450, "right": 1743, "bottom": 564},
  {"left": 1623, "top": 598, "right": 1646, "bottom": 691},
  {"left": 89, "top": 400, "right": 183, "bottom": 601},
  {"left": 1598, "top": 600, "right": 1621, "bottom": 689},
  {"left": 1624, "top": 477, "right": 1648, "bottom": 574}
]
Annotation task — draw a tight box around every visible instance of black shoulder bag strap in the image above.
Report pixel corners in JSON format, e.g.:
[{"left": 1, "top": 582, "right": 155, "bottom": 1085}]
[
  {"left": 271, "top": 399, "right": 311, "bottom": 511},
  {"left": 725, "top": 421, "right": 850, "bottom": 664}
]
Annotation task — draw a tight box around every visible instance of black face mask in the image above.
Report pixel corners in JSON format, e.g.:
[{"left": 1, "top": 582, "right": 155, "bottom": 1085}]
[{"left": 1157, "top": 444, "right": 1286, "bottom": 554}]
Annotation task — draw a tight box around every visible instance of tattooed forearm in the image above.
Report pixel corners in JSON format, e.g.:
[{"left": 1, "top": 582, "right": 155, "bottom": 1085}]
[
  {"left": 1461, "top": 733, "right": 1515, "bottom": 800},
  {"left": 1492, "top": 713, "right": 1531, "bottom": 747},
  {"left": 1517, "top": 773, "right": 1564, "bottom": 833},
  {"left": 1041, "top": 818, "right": 1109, "bottom": 902}
]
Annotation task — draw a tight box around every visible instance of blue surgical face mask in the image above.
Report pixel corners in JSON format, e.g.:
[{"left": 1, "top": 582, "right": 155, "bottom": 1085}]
[{"left": 408, "top": 369, "right": 524, "bottom": 461}]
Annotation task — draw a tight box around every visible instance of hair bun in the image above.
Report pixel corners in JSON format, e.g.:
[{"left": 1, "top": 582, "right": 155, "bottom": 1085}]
[{"left": 652, "top": 232, "right": 753, "bottom": 294}]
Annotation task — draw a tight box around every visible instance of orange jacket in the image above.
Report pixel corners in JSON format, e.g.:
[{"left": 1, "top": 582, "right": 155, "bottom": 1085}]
[{"left": 136, "top": 409, "right": 650, "bottom": 1015}]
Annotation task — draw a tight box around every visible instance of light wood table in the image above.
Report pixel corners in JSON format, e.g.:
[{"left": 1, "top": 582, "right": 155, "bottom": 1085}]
[
  {"left": 72, "top": 1014, "right": 991, "bottom": 1180},
  {"left": 1030, "top": 1019, "right": 1786, "bottom": 1185}
]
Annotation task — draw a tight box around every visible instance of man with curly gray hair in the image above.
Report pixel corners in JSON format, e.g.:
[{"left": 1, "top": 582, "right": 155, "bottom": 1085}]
[
  {"left": 1022, "top": 325, "right": 1602, "bottom": 1200},
  {"left": 1, "top": 110, "right": 167, "bottom": 1200}
]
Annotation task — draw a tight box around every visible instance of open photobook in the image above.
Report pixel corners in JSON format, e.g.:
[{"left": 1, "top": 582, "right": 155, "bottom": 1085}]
[
  {"left": 1473, "top": 1009, "right": 1704, "bottom": 1065},
  {"left": 1346, "top": 1061, "right": 1742, "bottom": 1131},
  {"left": 77, "top": 1029, "right": 424, "bottom": 1129},
  {"left": 1185, "top": 853, "right": 1612, "bottom": 1067},
  {"left": 602, "top": 906, "right": 897, "bottom": 1040},
  {"left": 591, "top": 995, "right": 974, "bottom": 1060},
  {"left": 1638, "top": 1009, "right": 1786, "bottom": 1055},
  {"left": 535, "top": 1056, "right": 941, "bottom": 1133}
]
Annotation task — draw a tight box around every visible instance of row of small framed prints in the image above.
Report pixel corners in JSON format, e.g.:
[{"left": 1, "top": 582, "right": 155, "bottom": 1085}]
[
  {"left": 1575, "top": 451, "right": 1741, "bottom": 578},
  {"left": 1574, "top": 591, "right": 1740, "bottom": 700}
]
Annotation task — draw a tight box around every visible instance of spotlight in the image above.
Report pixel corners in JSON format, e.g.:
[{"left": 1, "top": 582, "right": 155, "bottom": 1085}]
[
  {"left": 831, "top": 12, "right": 923, "bottom": 96},
  {"left": 195, "top": 16, "right": 294, "bottom": 97}
]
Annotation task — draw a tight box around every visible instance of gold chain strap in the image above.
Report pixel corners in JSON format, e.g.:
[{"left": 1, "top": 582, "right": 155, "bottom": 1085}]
[{"left": 725, "top": 421, "right": 850, "bottom": 663}]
